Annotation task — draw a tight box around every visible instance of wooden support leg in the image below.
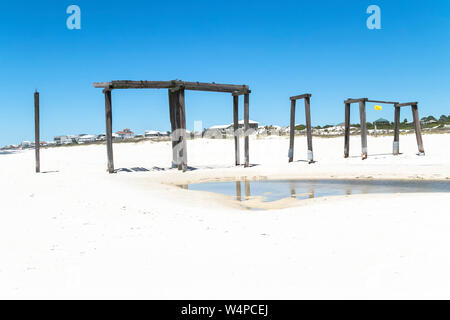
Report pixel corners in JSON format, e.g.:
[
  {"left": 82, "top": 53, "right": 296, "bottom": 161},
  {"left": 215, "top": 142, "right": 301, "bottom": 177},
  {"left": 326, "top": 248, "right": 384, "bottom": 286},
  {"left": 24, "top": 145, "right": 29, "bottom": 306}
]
[
  {"left": 244, "top": 93, "right": 250, "bottom": 167},
  {"left": 178, "top": 88, "right": 188, "bottom": 171},
  {"left": 344, "top": 102, "right": 351, "bottom": 158},
  {"left": 34, "top": 91, "right": 40, "bottom": 173},
  {"left": 288, "top": 99, "right": 296, "bottom": 163},
  {"left": 359, "top": 100, "right": 368, "bottom": 159},
  {"left": 305, "top": 96, "right": 313, "bottom": 163},
  {"left": 104, "top": 89, "right": 114, "bottom": 173},
  {"left": 233, "top": 95, "right": 240, "bottom": 166},
  {"left": 411, "top": 104, "right": 425, "bottom": 154},
  {"left": 168, "top": 90, "right": 179, "bottom": 168},
  {"left": 393, "top": 106, "right": 401, "bottom": 155}
]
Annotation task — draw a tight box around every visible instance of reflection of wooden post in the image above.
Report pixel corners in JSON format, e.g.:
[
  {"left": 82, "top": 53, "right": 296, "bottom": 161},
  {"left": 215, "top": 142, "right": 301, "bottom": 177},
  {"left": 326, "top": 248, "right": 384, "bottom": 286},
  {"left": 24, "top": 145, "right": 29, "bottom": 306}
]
[
  {"left": 104, "top": 89, "right": 114, "bottom": 173},
  {"left": 393, "top": 105, "right": 401, "bottom": 155},
  {"left": 290, "top": 187, "right": 296, "bottom": 198},
  {"left": 233, "top": 95, "right": 240, "bottom": 166},
  {"left": 235, "top": 181, "right": 242, "bottom": 201},
  {"left": 359, "top": 100, "right": 368, "bottom": 159},
  {"left": 245, "top": 180, "right": 251, "bottom": 199},
  {"left": 344, "top": 102, "right": 351, "bottom": 158},
  {"left": 34, "top": 91, "right": 40, "bottom": 173},
  {"left": 411, "top": 103, "right": 425, "bottom": 154},
  {"left": 244, "top": 93, "right": 250, "bottom": 167},
  {"left": 305, "top": 96, "right": 313, "bottom": 163},
  {"left": 289, "top": 99, "right": 296, "bottom": 162}
]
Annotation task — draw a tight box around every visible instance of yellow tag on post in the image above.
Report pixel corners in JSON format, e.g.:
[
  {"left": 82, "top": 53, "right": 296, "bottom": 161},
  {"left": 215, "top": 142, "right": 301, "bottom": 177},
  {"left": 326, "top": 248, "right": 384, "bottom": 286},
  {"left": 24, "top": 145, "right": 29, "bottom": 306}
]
[{"left": 374, "top": 105, "right": 382, "bottom": 110}]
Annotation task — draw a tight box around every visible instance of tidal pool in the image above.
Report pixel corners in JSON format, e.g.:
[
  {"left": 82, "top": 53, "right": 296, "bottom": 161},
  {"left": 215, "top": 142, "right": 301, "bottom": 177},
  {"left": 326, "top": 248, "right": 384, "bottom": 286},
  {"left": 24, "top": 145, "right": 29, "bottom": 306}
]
[{"left": 185, "top": 179, "right": 450, "bottom": 203}]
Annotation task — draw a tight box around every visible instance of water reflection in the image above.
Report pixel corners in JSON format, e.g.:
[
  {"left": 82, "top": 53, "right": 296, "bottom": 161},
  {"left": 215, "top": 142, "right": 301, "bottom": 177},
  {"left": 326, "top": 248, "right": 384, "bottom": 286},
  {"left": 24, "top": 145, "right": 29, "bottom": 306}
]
[{"left": 185, "top": 179, "right": 450, "bottom": 203}]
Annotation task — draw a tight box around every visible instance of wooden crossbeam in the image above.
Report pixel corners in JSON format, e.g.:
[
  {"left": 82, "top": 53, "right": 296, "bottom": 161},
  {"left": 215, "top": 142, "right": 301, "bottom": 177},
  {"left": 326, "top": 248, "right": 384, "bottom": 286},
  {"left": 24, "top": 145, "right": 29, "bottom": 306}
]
[
  {"left": 396, "top": 102, "right": 418, "bottom": 107},
  {"left": 366, "top": 99, "right": 399, "bottom": 105},
  {"left": 290, "top": 93, "right": 312, "bottom": 101},
  {"left": 94, "top": 80, "right": 250, "bottom": 94}
]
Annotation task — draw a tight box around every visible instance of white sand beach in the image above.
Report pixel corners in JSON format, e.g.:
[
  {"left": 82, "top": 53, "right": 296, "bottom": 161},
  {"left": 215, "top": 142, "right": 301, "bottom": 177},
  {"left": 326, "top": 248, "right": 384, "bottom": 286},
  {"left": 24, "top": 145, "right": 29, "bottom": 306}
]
[{"left": 1, "top": 133, "right": 450, "bottom": 299}]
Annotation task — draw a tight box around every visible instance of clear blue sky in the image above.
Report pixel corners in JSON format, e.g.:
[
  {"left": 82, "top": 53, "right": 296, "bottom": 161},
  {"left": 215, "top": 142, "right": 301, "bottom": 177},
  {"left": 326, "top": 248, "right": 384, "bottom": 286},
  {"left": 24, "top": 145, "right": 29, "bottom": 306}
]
[{"left": 0, "top": 0, "right": 449, "bottom": 146}]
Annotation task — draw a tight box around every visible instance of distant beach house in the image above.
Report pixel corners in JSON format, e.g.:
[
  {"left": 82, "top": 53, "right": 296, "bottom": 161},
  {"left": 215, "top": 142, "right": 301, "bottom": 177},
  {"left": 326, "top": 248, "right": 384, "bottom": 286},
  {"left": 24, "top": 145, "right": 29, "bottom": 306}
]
[
  {"left": 54, "top": 135, "right": 74, "bottom": 145},
  {"left": 374, "top": 118, "right": 390, "bottom": 125},
  {"left": 78, "top": 134, "right": 97, "bottom": 144},
  {"left": 116, "top": 128, "right": 135, "bottom": 139},
  {"left": 205, "top": 120, "right": 259, "bottom": 137}
]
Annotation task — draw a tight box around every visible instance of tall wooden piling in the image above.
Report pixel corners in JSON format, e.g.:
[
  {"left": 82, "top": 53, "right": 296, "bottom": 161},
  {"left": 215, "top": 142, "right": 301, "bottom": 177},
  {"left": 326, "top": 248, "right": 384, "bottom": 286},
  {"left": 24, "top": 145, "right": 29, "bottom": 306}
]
[
  {"left": 34, "top": 91, "right": 40, "bottom": 173},
  {"left": 168, "top": 90, "right": 178, "bottom": 168},
  {"left": 304, "top": 96, "right": 313, "bottom": 163},
  {"left": 104, "top": 89, "right": 114, "bottom": 173},
  {"left": 178, "top": 88, "right": 187, "bottom": 171},
  {"left": 244, "top": 93, "right": 250, "bottom": 167},
  {"left": 359, "top": 100, "right": 368, "bottom": 159},
  {"left": 233, "top": 95, "right": 240, "bottom": 166},
  {"left": 411, "top": 103, "right": 425, "bottom": 154},
  {"left": 393, "top": 105, "right": 401, "bottom": 155},
  {"left": 344, "top": 102, "right": 351, "bottom": 158},
  {"left": 288, "top": 99, "right": 296, "bottom": 163}
]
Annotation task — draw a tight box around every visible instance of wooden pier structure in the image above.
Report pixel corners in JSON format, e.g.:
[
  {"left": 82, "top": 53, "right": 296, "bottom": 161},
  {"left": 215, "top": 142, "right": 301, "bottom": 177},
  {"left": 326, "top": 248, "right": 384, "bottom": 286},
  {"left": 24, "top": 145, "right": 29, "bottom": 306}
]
[
  {"left": 344, "top": 98, "right": 424, "bottom": 159},
  {"left": 93, "top": 80, "right": 251, "bottom": 173},
  {"left": 288, "top": 93, "right": 313, "bottom": 163}
]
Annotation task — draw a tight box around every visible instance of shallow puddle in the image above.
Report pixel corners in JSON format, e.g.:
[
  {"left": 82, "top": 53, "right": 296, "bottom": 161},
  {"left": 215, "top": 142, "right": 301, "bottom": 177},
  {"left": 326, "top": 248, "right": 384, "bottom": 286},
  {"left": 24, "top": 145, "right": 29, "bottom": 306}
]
[{"left": 184, "top": 179, "right": 450, "bottom": 203}]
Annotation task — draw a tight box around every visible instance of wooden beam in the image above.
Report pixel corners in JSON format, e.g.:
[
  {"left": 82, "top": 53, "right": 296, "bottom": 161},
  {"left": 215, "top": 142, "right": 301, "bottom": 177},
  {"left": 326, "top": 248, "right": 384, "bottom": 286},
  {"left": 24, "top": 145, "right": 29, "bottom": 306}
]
[
  {"left": 232, "top": 90, "right": 252, "bottom": 96},
  {"left": 290, "top": 93, "right": 312, "bottom": 101},
  {"left": 288, "top": 99, "right": 296, "bottom": 163},
  {"left": 366, "top": 99, "right": 399, "bottom": 105},
  {"left": 359, "top": 100, "right": 368, "bottom": 159},
  {"left": 393, "top": 106, "right": 401, "bottom": 155},
  {"left": 244, "top": 93, "right": 250, "bottom": 167},
  {"left": 34, "top": 91, "right": 40, "bottom": 173},
  {"left": 305, "top": 96, "right": 313, "bottom": 163},
  {"left": 104, "top": 89, "right": 114, "bottom": 173},
  {"left": 344, "top": 102, "right": 351, "bottom": 158},
  {"left": 94, "top": 80, "right": 250, "bottom": 94},
  {"left": 345, "top": 98, "right": 367, "bottom": 104},
  {"left": 396, "top": 102, "right": 418, "bottom": 107},
  {"left": 411, "top": 104, "right": 425, "bottom": 154},
  {"left": 233, "top": 95, "right": 240, "bottom": 166}
]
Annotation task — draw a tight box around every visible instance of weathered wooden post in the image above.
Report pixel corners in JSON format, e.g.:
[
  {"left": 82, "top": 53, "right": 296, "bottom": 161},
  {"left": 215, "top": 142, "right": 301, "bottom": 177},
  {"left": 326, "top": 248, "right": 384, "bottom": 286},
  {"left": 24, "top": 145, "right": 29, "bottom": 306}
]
[
  {"left": 104, "top": 89, "right": 114, "bottom": 173},
  {"left": 178, "top": 88, "right": 188, "bottom": 171},
  {"left": 173, "top": 87, "right": 187, "bottom": 172},
  {"left": 411, "top": 103, "right": 425, "bottom": 154},
  {"left": 359, "top": 100, "right": 368, "bottom": 159},
  {"left": 244, "top": 93, "right": 250, "bottom": 167},
  {"left": 304, "top": 95, "right": 313, "bottom": 163},
  {"left": 233, "top": 94, "right": 240, "bottom": 166},
  {"left": 288, "top": 99, "right": 296, "bottom": 163},
  {"left": 34, "top": 91, "right": 40, "bottom": 173},
  {"left": 344, "top": 102, "right": 351, "bottom": 158},
  {"left": 393, "top": 105, "right": 401, "bottom": 155},
  {"left": 168, "top": 90, "right": 178, "bottom": 168}
]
